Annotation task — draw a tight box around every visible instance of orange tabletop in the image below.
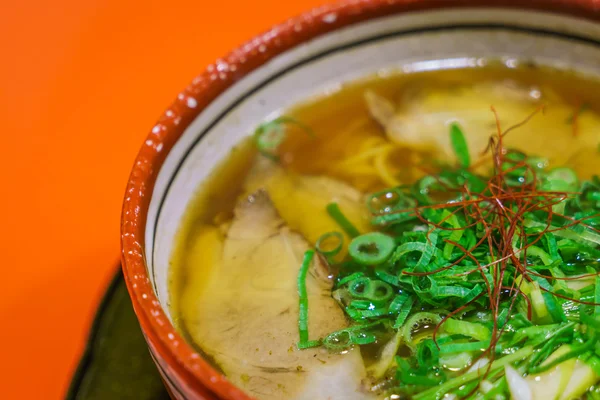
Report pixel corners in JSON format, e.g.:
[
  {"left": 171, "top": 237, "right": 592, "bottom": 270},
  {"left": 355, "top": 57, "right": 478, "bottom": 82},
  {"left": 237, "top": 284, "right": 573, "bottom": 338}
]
[{"left": 1, "top": 0, "right": 326, "bottom": 398}]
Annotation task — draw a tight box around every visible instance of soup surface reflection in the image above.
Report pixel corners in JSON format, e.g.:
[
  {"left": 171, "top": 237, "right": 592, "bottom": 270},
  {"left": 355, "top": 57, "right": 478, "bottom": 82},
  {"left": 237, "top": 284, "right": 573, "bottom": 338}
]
[{"left": 170, "top": 63, "right": 600, "bottom": 400}]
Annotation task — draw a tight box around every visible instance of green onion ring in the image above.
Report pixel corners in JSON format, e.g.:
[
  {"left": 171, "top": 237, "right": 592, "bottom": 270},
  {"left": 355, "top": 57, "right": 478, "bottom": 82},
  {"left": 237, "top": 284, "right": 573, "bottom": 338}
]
[
  {"left": 316, "top": 231, "right": 344, "bottom": 258},
  {"left": 349, "top": 232, "right": 395, "bottom": 265}
]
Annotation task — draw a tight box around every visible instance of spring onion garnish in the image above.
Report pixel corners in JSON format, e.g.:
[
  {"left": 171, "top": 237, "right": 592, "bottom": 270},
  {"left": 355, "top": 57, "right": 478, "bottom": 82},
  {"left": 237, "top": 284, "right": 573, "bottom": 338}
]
[
  {"left": 326, "top": 202, "right": 361, "bottom": 238},
  {"left": 596, "top": 276, "right": 600, "bottom": 317},
  {"left": 393, "top": 296, "right": 414, "bottom": 329},
  {"left": 368, "top": 188, "right": 417, "bottom": 214},
  {"left": 254, "top": 116, "right": 313, "bottom": 160},
  {"left": 316, "top": 231, "right": 344, "bottom": 261},
  {"left": 347, "top": 277, "right": 393, "bottom": 306},
  {"left": 438, "top": 340, "right": 491, "bottom": 354},
  {"left": 322, "top": 321, "right": 383, "bottom": 351},
  {"left": 543, "top": 167, "right": 579, "bottom": 192},
  {"left": 337, "top": 272, "right": 365, "bottom": 287},
  {"left": 348, "top": 232, "right": 395, "bottom": 265},
  {"left": 449, "top": 122, "right": 471, "bottom": 168},
  {"left": 296, "top": 250, "right": 320, "bottom": 349},
  {"left": 528, "top": 336, "right": 596, "bottom": 374},
  {"left": 412, "top": 347, "right": 534, "bottom": 400},
  {"left": 442, "top": 319, "right": 491, "bottom": 341},
  {"left": 290, "top": 109, "right": 600, "bottom": 399}
]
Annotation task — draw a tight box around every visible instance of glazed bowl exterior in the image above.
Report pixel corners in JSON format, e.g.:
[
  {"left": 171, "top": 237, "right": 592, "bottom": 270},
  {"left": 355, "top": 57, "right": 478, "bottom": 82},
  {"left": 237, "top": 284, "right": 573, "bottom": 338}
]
[{"left": 121, "top": 1, "right": 600, "bottom": 398}]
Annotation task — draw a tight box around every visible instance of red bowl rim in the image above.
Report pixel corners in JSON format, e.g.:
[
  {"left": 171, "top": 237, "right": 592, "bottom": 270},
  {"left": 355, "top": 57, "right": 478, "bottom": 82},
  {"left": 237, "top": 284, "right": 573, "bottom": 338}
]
[{"left": 121, "top": 0, "right": 600, "bottom": 398}]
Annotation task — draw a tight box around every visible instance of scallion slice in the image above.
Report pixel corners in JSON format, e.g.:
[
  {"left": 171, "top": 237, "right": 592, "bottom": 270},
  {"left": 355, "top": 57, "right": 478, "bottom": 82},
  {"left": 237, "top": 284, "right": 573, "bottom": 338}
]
[{"left": 348, "top": 232, "right": 395, "bottom": 265}]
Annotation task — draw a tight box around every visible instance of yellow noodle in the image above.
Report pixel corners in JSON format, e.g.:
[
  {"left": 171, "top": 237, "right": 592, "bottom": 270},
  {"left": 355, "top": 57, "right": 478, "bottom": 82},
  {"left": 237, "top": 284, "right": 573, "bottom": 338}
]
[
  {"left": 334, "top": 165, "right": 379, "bottom": 177},
  {"left": 327, "top": 128, "right": 401, "bottom": 189},
  {"left": 374, "top": 145, "right": 401, "bottom": 187},
  {"left": 358, "top": 136, "right": 387, "bottom": 150},
  {"left": 335, "top": 145, "right": 389, "bottom": 168}
]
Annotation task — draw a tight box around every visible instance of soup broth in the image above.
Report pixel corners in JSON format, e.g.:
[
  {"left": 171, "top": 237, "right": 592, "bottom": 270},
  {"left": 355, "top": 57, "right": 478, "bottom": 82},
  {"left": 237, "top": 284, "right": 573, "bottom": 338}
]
[{"left": 170, "top": 63, "right": 600, "bottom": 399}]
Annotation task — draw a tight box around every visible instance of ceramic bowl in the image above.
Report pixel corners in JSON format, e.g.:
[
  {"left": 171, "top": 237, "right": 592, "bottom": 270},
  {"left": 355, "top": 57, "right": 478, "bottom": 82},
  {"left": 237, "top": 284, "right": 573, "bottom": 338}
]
[{"left": 121, "top": 1, "right": 600, "bottom": 398}]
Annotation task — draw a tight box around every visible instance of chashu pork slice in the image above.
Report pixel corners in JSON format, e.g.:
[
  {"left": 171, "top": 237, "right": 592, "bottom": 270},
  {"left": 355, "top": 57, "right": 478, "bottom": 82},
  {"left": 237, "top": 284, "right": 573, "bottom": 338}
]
[
  {"left": 186, "top": 190, "right": 375, "bottom": 400},
  {"left": 243, "top": 157, "right": 370, "bottom": 261},
  {"left": 364, "top": 82, "right": 600, "bottom": 174}
]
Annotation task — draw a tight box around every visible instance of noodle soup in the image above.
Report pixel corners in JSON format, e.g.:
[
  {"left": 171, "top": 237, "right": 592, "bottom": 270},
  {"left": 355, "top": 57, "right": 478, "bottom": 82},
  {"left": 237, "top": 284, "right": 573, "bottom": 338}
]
[{"left": 170, "top": 64, "right": 600, "bottom": 399}]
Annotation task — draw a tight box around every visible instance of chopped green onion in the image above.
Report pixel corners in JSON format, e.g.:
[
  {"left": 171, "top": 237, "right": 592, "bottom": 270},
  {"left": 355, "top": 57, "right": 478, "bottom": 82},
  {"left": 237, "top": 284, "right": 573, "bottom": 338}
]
[
  {"left": 346, "top": 277, "right": 394, "bottom": 306},
  {"left": 528, "top": 281, "right": 550, "bottom": 322},
  {"left": 412, "top": 275, "right": 438, "bottom": 300},
  {"left": 588, "top": 385, "right": 600, "bottom": 400},
  {"left": 322, "top": 329, "right": 351, "bottom": 351},
  {"left": 316, "top": 231, "right": 344, "bottom": 259},
  {"left": 526, "top": 322, "right": 575, "bottom": 369},
  {"left": 326, "top": 202, "right": 361, "bottom": 238},
  {"left": 595, "top": 276, "right": 600, "bottom": 317},
  {"left": 337, "top": 272, "right": 365, "bottom": 287},
  {"left": 395, "top": 357, "right": 445, "bottom": 386},
  {"left": 439, "top": 351, "right": 473, "bottom": 371},
  {"left": 322, "top": 321, "right": 382, "bottom": 351},
  {"left": 374, "top": 267, "right": 400, "bottom": 286},
  {"left": 530, "top": 275, "right": 566, "bottom": 323},
  {"left": 297, "top": 250, "right": 317, "bottom": 349},
  {"left": 434, "top": 285, "right": 473, "bottom": 298},
  {"left": 393, "top": 296, "right": 415, "bottom": 329},
  {"left": 254, "top": 116, "right": 312, "bottom": 160},
  {"left": 352, "top": 331, "right": 377, "bottom": 345},
  {"left": 395, "top": 357, "right": 444, "bottom": 386},
  {"left": 349, "top": 232, "right": 395, "bottom": 265},
  {"left": 580, "top": 308, "right": 600, "bottom": 330},
  {"left": 307, "top": 130, "right": 600, "bottom": 395},
  {"left": 388, "top": 294, "right": 409, "bottom": 313},
  {"left": 401, "top": 312, "right": 442, "bottom": 348},
  {"left": 345, "top": 307, "right": 363, "bottom": 321},
  {"left": 412, "top": 346, "right": 534, "bottom": 400},
  {"left": 297, "top": 340, "right": 321, "bottom": 349},
  {"left": 482, "top": 377, "right": 508, "bottom": 400},
  {"left": 543, "top": 167, "right": 579, "bottom": 192},
  {"left": 438, "top": 340, "right": 491, "bottom": 354},
  {"left": 354, "top": 307, "right": 388, "bottom": 319},
  {"left": 347, "top": 277, "right": 371, "bottom": 296},
  {"left": 452, "top": 380, "right": 480, "bottom": 398},
  {"left": 350, "top": 300, "right": 374, "bottom": 310},
  {"left": 367, "top": 188, "right": 417, "bottom": 214},
  {"left": 443, "top": 318, "right": 491, "bottom": 341},
  {"left": 458, "top": 284, "right": 484, "bottom": 307},
  {"left": 449, "top": 123, "right": 471, "bottom": 168},
  {"left": 529, "top": 337, "right": 596, "bottom": 374},
  {"left": 371, "top": 211, "right": 416, "bottom": 227},
  {"left": 441, "top": 212, "right": 463, "bottom": 258},
  {"left": 416, "top": 339, "right": 440, "bottom": 369}
]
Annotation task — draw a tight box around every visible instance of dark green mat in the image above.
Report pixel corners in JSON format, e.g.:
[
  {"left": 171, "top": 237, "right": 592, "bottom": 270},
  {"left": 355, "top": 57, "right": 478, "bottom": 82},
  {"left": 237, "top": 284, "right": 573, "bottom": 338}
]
[{"left": 66, "top": 268, "right": 171, "bottom": 400}]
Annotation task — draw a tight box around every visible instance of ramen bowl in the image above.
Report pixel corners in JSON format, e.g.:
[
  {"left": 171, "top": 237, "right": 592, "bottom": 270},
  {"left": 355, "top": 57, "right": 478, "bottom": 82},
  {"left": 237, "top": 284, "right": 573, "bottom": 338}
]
[{"left": 121, "top": 1, "right": 600, "bottom": 398}]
